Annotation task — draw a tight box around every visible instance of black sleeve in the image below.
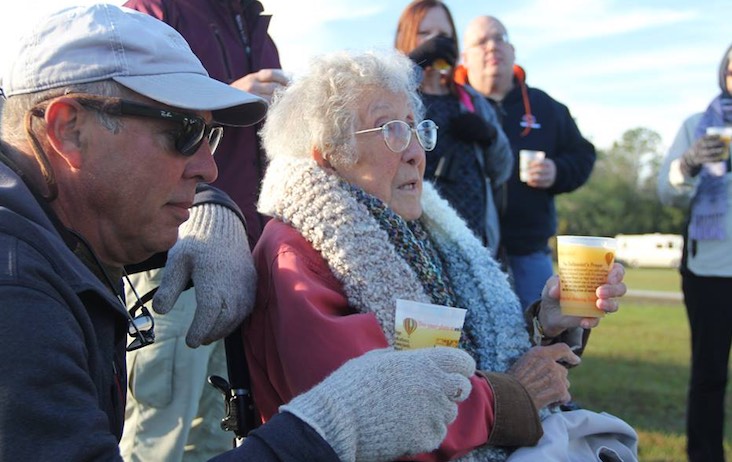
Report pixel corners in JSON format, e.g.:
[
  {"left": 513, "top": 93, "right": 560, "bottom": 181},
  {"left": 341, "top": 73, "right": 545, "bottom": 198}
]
[
  {"left": 125, "top": 184, "right": 246, "bottom": 274},
  {"left": 208, "top": 412, "right": 340, "bottom": 462},
  {"left": 548, "top": 102, "right": 596, "bottom": 194},
  {"left": 193, "top": 183, "right": 246, "bottom": 227}
]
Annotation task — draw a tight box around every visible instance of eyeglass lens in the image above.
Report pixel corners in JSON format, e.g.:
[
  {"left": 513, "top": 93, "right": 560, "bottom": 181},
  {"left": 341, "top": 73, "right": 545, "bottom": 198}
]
[
  {"left": 178, "top": 119, "right": 223, "bottom": 156},
  {"left": 382, "top": 120, "right": 437, "bottom": 152}
]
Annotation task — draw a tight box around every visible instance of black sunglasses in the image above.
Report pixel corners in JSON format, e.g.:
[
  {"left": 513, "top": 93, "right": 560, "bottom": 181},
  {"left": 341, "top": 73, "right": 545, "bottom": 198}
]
[{"left": 40, "top": 94, "right": 224, "bottom": 156}]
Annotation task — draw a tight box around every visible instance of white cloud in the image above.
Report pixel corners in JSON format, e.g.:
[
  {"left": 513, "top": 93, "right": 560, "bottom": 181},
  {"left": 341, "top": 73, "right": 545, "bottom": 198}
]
[{"left": 501, "top": 0, "right": 695, "bottom": 53}]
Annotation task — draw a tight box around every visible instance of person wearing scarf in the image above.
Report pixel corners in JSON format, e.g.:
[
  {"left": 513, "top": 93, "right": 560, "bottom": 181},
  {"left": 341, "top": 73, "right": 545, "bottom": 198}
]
[
  {"left": 244, "top": 49, "right": 628, "bottom": 461},
  {"left": 658, "top": 43, "right": 732, "bottom": 462},
  {"left": 394, "top": 0, "right": 513, "bottom": 261}
]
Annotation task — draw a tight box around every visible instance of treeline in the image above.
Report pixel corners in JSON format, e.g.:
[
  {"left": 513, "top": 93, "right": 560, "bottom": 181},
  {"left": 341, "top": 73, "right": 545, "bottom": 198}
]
[{"left": 556, "top": 127, "right": 686, "bottom": 237}]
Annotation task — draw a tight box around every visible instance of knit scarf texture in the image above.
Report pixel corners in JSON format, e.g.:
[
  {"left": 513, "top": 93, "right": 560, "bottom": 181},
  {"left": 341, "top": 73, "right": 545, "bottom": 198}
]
[
  {"left": 691, "top": 95, "right": 732, "bottom": 240},
  {"left": 259, "top": 157, "right": 532, "bottom": 461}
]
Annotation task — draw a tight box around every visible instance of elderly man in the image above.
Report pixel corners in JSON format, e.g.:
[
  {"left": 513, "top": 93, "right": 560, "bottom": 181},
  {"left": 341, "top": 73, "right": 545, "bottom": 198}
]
[
  {"left": 458, "top": 16, "right": 596, "bottom": 310},
  {"left": 0, "top": 5, "right": 475, "bottom": 461}
]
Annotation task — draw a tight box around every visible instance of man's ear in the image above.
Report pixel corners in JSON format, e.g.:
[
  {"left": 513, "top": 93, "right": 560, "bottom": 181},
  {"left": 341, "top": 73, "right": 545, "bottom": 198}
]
[
  {"left": 312, "top": 146, "right": 334, "bottom": 170},
  {"left": 43, "top": 98, "right": 85, "bottom": 169}
]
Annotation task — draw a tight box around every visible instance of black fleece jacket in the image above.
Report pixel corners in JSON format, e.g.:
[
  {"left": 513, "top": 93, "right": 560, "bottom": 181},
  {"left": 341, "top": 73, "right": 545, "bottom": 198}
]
[{"left": 489, "top": 77, "right": 596, "bottom": 255}]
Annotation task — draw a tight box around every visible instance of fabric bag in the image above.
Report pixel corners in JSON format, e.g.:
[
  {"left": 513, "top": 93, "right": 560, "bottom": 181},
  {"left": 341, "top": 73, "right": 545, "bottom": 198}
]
[{"left": 506, "top": 409, "right": 638, "bottom": 462}]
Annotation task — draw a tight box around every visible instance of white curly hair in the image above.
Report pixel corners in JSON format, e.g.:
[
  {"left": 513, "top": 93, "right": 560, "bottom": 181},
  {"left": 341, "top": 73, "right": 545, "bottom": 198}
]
[{"left": 260, "top": 48, "right": 424, "bottom": 167}]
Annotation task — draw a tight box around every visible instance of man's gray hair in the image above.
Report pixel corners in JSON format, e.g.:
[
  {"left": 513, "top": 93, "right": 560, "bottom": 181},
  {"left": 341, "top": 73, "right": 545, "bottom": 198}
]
[
  {"left": 0, "top": 80, "right": 134, "bottom": 146},
  {"left": 260, "top": 49, "right": 424, "bottom": 167}
]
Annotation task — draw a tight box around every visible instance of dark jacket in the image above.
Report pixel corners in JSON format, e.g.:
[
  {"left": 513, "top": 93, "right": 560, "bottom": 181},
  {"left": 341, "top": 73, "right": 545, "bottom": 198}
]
[
  {"left": 0, "top": 159, "right": 338, "bottom": 461},
  {"left": 124, "top": 0, "right": 282, "bottom": 248},
  {"left": 492, "top": 74, "right": 596, "bottom": 255},
  {"left": 0, "top": 160, "right": 129, "bottom": 460}
]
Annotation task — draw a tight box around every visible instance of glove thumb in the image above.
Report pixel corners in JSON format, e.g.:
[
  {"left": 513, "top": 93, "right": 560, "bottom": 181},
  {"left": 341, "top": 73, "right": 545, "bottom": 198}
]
[{"left": 152, "top": 257, "right": 192, "bottom": 315}]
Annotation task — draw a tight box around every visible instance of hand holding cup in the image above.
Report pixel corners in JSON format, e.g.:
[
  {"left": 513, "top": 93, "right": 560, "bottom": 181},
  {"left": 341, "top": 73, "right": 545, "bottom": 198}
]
[{"left": 539, "top": 263, "right": 626, "bottom": 336}]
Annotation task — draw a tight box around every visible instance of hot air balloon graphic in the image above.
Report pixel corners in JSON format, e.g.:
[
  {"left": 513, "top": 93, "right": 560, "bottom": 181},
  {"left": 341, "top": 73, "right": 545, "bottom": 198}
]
[
  {"left": 403, "top": 317, "right": 418, "bottom": 337},
  {"left": 605, "top": 252, "right": 615, "bottom": 267}
]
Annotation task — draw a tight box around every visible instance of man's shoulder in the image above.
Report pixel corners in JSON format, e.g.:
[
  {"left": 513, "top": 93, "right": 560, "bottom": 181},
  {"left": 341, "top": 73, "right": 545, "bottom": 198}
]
[{"left": 526, "top": 85, "right": 565, "bottom": 108}]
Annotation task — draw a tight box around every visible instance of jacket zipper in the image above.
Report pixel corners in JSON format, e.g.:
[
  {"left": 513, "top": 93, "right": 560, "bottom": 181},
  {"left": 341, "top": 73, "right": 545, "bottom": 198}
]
[
  {"left": 234, "top": 13, "right": 253, "bottom": 69},
  {"left": 211, "top": 23, "right": 234, "bottom": 81}
]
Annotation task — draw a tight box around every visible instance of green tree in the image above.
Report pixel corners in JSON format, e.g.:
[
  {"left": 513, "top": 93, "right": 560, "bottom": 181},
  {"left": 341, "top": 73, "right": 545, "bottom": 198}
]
[{"left": 556, "top": 127, "right": 686, "bottom": 237}]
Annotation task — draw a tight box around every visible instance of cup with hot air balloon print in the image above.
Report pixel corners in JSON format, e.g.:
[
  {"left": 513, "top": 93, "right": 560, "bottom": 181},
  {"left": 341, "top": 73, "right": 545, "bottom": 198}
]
[
  {"left": 556, "top": 235, "right": 617, "bottom": 318},
  {"left": 394, "top": 299, "right": 467, "bottom": 350}
]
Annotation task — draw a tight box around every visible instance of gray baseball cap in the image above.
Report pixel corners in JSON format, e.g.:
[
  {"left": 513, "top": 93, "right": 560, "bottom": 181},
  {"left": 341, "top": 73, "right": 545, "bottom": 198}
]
[{"left": 1, "top": 4, "right": 267, "bottom": 127}]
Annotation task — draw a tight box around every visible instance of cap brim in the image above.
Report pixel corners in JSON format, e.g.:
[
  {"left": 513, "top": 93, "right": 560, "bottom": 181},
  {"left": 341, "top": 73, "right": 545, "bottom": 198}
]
[{"left": 114, "top": 73, "right": 268, "bottom": 127}]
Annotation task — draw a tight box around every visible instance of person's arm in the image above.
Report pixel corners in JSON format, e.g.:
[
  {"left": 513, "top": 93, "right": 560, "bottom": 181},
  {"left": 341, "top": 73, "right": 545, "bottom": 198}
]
[
  {"left": 468, "top": 85, "right": 513, "bottom": 186},
  {"left": 528, "top": 263, "right": 627, "bottom": 351},
  {"left": 245, "top": 230, "right": 539, "bottom": 460},
  {"left": 0, "top": 284, "right": 124, "bottom": 460},
  {"left": 209, "top": 412, "right": 340, "bottom": 462},
  {"left": 546, "top": 101, "right": 596, "bottom": 195},
  {"left": 123, "top": 0, "right": 166, "bottom": 20},
  {"left": 657, "top": 113, "right": 704, "bottom": 208}
]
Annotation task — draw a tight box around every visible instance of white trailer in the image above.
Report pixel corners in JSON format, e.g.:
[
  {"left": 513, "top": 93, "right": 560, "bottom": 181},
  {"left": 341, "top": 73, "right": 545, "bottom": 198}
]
[{"left": 614, "top": 233, "right": 683, "bottom": 268}]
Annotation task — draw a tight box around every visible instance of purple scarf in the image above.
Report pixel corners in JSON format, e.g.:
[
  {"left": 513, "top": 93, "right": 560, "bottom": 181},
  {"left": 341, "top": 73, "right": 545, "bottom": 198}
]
[{"left": 690, "top": 95, "right": 732, "bottom": 240}]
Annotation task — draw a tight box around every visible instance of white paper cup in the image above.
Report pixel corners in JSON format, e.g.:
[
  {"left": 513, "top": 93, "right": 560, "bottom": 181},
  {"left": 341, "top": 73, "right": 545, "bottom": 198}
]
[
  {"left": 705, "top": 126, "right": 732, "bottom": 157},
  {"left": 394, "top": 299, "right": 466, "bottom": 350},
  {"left": 519, "top": 150, "right": 546, "bottom": 182}
]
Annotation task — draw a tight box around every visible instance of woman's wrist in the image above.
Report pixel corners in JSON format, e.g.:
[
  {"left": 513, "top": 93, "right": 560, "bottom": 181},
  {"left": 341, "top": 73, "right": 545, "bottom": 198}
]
[{"left": 535, "top": 305, "right": 564, "bottom": 341}]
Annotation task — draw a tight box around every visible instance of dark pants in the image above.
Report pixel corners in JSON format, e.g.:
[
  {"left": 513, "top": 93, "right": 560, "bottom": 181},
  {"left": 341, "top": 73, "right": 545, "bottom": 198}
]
[{"left": 683, "top": 273, "right": 732, "bottom": 462}]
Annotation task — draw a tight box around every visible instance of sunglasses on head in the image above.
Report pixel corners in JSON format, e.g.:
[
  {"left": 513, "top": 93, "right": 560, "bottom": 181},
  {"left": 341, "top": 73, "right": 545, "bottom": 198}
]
[{"left": 36, "top": 94, "right": 224, "bottom": 156}]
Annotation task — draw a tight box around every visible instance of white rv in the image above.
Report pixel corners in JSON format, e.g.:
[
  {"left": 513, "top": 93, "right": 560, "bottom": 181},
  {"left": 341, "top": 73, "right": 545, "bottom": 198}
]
[{"left": 614, "top": 233, "right": 683, "bottom": 268}]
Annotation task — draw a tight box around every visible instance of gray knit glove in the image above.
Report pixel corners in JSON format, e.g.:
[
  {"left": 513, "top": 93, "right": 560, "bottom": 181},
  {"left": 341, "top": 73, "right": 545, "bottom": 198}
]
[
  {"left": 153, "top": 203, "right": 256, "bottom": 347},
  {"left": 281, "top": 347, "right": 475, "bottom": 462}
]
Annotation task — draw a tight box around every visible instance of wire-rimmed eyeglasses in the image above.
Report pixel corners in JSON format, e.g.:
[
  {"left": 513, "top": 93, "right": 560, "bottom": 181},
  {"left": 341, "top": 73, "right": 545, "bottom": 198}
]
[{"left": 354, "top": 119, "right": 438, "bottom": 153}]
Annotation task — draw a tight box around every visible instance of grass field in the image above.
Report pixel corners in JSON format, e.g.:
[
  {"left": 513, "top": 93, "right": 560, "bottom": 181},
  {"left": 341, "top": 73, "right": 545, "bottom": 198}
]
[
  {"left": 621, "top": 267, "right": 682, "bottom": 293},
  {"left": 568, "top": 268, "right": 732, "bottom": 461}
]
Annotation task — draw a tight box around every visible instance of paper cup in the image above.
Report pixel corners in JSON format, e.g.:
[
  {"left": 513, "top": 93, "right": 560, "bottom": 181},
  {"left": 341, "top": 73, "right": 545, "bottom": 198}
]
[
  {"left": 519, "top": 150, "right": 545, "bottom": 182},
  {"left": 705, "top": 126, "right": 732, "bottom": 159},
  {"left": 556, "top": 235, "right": 616, "bottom": 318},
  {"left": 394, "top": 299, "right": 466, "bottom": 350}
]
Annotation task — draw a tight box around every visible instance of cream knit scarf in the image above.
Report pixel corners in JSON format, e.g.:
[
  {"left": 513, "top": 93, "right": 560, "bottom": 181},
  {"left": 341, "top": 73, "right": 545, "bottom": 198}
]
[{"left": 259, "top": 157, "right": 532, "bottom": 461}]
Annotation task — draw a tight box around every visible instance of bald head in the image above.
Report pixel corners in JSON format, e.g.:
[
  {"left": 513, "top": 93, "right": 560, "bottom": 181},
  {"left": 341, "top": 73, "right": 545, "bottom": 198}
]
[
  {"left": 463, "top": 16, "right": 507, "bottom": 49},
  {"left": 461, "top": 15, "right": 515, "bottom": 100}
]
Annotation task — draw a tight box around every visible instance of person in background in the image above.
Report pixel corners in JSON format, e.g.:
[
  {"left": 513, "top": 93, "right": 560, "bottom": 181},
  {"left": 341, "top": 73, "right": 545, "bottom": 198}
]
[
  {"left": 658, "top": 43, "right": 732, "bottom": 462},
  {"left": 394, "top": 0, "right": 512, "bottom": 259},
  {"left": 457, "top": 16, "right": 596, "bottom": 310},
  {"left": 244, "top": 47, "right": 629, "bottom": 461},
  {"left": 121, "top": 0, "right": 288, "bottom": 459},
  {"left": 0, "top": 5, "right": 474, "bottom": 461}
]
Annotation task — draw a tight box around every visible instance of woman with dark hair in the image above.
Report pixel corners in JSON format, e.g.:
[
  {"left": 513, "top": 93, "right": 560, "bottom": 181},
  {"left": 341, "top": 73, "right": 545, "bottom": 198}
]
[{"left": 395, "top": 0, "right": 512, "bottom": 260}]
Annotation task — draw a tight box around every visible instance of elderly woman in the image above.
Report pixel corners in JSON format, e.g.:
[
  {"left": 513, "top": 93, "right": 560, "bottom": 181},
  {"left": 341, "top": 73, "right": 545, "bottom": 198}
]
[{"left": 243, "top": 49, "right": 626, "bottom": 461}]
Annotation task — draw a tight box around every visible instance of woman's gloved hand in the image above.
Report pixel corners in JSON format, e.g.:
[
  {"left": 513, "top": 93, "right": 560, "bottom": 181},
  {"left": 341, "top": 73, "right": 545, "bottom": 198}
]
[
  {"left": 449, "top": 112, "right": 498, "bottom": 148},
  {"left": 681, "top": 134, "right": 727, "bottom": 176},
  {"left": 408, "top": 35, "right": 457, "bottom": 70}
]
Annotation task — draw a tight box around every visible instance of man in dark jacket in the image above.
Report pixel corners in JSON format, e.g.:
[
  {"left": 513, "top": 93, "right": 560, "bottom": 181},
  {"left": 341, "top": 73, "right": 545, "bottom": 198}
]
[
  {"left": 0, "top": 5, "right": 474, "bottom": 461},
  {"left": 459, "top": 15, "right": 596, "bottom": 310},
  {"left": 120, "top": 1, "right": 289, "bottom": 458}
]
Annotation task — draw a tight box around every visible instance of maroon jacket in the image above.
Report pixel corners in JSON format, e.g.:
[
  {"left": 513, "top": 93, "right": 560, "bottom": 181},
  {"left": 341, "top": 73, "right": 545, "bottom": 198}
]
[{"left": 124, "top": 0, "right": 281, "bottom": 247}]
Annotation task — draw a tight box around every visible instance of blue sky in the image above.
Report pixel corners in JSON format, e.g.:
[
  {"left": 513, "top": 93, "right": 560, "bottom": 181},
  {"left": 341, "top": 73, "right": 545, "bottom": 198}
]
[{"left": 2, "top": 0, "right": 730, "bottom": 150}]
